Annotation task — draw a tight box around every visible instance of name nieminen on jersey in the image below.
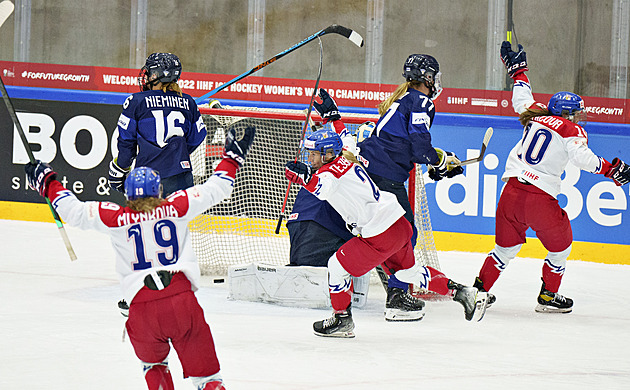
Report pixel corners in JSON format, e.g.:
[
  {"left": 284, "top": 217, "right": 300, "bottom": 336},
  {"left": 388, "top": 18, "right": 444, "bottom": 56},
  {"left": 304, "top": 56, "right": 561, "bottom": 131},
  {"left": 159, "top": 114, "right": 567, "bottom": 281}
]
[{"left": 145, "top": 95, "right": 191, "bottom": 110}]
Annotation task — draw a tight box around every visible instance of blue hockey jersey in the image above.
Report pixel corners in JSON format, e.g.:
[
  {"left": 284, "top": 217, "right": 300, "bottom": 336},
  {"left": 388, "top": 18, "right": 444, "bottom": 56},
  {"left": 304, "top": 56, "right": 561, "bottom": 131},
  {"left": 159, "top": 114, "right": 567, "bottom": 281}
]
[
  {"left": 115, "top": 90, "right": 207, "bottom": 179},
  {"left": 359, "top": 88, "right": 439, "bottom": 183}
]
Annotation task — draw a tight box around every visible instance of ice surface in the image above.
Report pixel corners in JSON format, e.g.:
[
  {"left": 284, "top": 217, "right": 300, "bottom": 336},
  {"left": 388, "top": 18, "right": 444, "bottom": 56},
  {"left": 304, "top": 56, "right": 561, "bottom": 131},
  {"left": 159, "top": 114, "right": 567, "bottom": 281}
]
[{"left": 1, "top": 220, "right": 628, "bottom": 389}]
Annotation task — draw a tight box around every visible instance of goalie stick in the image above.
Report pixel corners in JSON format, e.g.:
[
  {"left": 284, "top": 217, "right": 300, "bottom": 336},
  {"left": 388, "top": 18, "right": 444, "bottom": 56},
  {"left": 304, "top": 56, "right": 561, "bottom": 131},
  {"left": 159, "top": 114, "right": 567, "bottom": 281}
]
[
  {"left": 275, "top": 37, "right": 324, "bottom": 235},
  {"left": 195, "top": 24, "right": 364, "bottom": 104},
  {"left": 458, "top": 127, "right": 493, "bottom": 166},
  {"left": 0, "top": 74, "right": 78, "bottom": 261}
]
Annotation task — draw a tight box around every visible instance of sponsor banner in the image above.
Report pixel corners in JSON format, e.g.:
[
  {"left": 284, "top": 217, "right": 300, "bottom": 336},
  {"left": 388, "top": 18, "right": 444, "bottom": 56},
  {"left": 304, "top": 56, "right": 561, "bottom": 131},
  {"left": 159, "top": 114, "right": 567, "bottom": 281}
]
[
  {"left": 0, "top": 98, "right": 126, "bottom": 206},
  {"left": 1, "top": 60, "right": 628, "bottom": 123}
]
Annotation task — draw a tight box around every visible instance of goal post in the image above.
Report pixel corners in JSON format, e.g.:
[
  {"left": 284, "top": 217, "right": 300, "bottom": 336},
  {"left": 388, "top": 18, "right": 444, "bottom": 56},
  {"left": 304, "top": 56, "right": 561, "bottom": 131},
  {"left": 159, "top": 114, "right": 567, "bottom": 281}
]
[{"left": 190, "top": 105, "right": 439, "bottom": 277}]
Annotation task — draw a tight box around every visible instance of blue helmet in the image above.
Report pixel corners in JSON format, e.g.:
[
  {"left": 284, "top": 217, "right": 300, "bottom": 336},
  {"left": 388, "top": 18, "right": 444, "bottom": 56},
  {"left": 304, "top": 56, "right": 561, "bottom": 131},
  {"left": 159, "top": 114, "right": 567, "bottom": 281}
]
[
  {"left": 139, "top": 52, "right": 182, "bottom": 91},
  {"left": 402, "top": 54, "right": 443, "bottom": 99},
  {"left": 303, "top": 128, "right": 343, "bottom": 156},
  {"left": 125, "top": 167, "right": 162, "bottom": 200},
  {"left": 548, "top": 91, "right": 585, "bottom": 117}
]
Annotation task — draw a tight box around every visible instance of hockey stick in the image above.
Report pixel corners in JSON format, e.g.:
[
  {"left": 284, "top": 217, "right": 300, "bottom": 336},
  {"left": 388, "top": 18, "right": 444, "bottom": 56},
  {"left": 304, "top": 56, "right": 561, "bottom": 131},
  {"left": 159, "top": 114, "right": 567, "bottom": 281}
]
[
  {"left": 194, "top": 24, "right": 363, "bottom": 104},
  {"left": 458, "top": 127, "right": 493, "bottom": 166},
  {"left": 274, "top": 37, "right": 324, "bottom": 235},
  {"left": 0, "top": 0, "right": 13, "bottom": 27},
  {"left": 505, "top": 0, "right": 519, "bottom": 90},
  {"left": 375, "top": 266, "right": 390, "bottom": 293},
  {"left": 0, "top": 75, "right": 78, "bottom": 261}
]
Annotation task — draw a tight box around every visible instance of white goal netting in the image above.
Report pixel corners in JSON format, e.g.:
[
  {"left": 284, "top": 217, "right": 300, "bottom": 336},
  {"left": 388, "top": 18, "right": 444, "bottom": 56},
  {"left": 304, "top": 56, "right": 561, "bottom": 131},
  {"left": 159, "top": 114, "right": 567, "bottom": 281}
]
[{"left": 190, "top": 105, "right": 439, "bottom": 277}]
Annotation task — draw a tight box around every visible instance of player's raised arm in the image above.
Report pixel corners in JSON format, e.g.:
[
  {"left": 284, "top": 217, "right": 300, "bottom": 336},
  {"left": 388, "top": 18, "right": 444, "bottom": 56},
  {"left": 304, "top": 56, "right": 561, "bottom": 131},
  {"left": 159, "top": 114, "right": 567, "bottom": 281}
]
[{"left": 185, "top": 126, "right": 256, "bottom": 216}]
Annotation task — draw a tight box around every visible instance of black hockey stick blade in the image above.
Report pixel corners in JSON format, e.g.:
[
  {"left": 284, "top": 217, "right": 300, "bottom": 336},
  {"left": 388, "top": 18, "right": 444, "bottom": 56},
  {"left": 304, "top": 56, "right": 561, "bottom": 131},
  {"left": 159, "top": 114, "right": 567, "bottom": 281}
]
[
  {"left": 323, "top": 24, "right": 364, "bottom": 47},
  {"left": 195, "top": 24, "right": 363, "bottom": 103},
  {"left": 459, "top": 127, "right": 493, "bottom": 166}
]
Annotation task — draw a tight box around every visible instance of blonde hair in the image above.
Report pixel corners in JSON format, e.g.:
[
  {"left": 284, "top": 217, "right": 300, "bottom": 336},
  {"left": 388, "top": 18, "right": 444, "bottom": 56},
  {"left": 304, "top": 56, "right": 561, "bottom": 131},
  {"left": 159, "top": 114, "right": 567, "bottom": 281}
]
[
  {"left": 378, "top": 80, "right": 424, "bottom": 116},
  {"left": 161, "top": 81, "right": 183, "bottom": 97},
  {"left": 518, "top": 104, "right": 550, "bottom": 127},
  {"left": 127, "top": 197, "right": 164, "bottom": 212},
  {"left": 341, "top": 150, "right": 360, "bottom": 165}
]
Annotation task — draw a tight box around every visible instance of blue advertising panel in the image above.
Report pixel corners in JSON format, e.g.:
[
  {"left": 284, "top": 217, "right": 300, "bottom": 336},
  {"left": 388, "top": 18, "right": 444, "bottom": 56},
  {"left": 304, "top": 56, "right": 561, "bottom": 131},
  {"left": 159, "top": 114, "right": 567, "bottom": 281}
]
[{"left": 427, "top": 113, "right": 630, "bottom": 245}]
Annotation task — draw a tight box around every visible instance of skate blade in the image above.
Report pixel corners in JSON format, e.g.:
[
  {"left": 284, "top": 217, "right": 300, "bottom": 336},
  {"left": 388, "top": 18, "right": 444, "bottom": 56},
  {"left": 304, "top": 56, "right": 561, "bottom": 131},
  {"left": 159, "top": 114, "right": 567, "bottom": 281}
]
[
  {"left": 313, "top": 330, "right": 356, "bottom": 338},
  {"left": 384, "top": 308, "right": 425, "bottom": 322},
  {"left": 471, "top": 291, "right": 489, "bottom": 322},
  {"left": 534, "top": 304, "right": 572, "bottom": 314}
]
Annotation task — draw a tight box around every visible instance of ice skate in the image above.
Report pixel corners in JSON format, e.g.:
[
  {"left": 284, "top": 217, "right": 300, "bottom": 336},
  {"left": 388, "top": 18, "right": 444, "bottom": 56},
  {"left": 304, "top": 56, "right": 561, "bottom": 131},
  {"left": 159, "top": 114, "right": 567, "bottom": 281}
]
[
  {"left": 313, "top": 309, "right": 355, "bottom": 338},
  {"left": 473, "top": 277, "right": 496, "bottom": 308},
  {"left": 535, "top": 280, "right": 573, "bottom": 313},
  {"left": 448, "top": 280, "right": 488, "bottom": 322},
  {"left": 384, "top": 287, "right": 425, "bottom": 322}
]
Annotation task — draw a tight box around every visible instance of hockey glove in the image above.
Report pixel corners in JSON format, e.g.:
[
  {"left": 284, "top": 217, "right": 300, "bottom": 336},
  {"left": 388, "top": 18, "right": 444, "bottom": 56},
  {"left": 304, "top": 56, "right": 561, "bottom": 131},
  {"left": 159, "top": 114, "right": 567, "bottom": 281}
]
[
  {"left": 285, "top": 161, "right": 313, "bottom": 186},
  {"left": 223, "top": 126, "right": 256, "bottom": 167},
  {"left": 428, "top": 148, "right": 463, "bottom": 181},
  {"left": 604, "top": 158, "right": 630, "bottom": 186},
  {"left": 313, "top": 88, "right": 341, "bottom": 124},
  {"left": 25, "top": 160, "right": 57, "bottom": 197},
  {"left": 108, "top": 159, "right": 130, "bottom": 193},
  {"left": 500, "top": 41, "right": 528, "bottom": 78}
]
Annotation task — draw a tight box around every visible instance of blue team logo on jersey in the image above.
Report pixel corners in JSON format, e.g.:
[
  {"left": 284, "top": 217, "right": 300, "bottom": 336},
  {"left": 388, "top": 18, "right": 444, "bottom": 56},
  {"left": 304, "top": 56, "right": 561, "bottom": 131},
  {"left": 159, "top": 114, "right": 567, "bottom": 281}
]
[{"left": 411, "top": 112, "right": 431, "bottom": 127}]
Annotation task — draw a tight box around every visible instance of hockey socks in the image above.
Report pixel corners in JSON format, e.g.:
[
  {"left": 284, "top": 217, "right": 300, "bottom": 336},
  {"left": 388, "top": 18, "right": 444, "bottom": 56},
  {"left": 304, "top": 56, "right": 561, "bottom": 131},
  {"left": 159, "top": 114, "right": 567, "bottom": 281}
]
[
  {"left": 143, "top": 362, "right": 174, "bottom": 390},
  {"left": 477, "top": 252, "right": 507, "bottom": 292}
]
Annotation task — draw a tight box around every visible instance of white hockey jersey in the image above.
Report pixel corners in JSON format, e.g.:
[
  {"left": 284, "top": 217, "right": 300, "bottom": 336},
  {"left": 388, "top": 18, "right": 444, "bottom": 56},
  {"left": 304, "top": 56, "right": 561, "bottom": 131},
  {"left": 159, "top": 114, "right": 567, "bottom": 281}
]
[
  {"left": 503, "top": 74, "right": 608, "bottom": 198},
  {"left": 46, "top": 160, "right": 238, "bottom": 304},
  {"left": 302, "top": 154, "right": 405, "bottom": 238}
]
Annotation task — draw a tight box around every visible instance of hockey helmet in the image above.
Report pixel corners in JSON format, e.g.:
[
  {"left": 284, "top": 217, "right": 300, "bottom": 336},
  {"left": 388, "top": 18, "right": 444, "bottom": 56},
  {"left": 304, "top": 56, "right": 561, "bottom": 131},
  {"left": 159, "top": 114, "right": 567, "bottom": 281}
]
[
  {"left": 303, "top": 128, "right": 343, "bottom": 156},
  {"left": 548, "top": 91, "right": 586, "bottom": 123},
  {"left": 402, "top": 54, "right": 443, "bottom": 99},
  {"left": 138, "top": 52, "right": 182, "bottom": 91},
  {"left": 125, "top": 167, "right": 162, "bottom": 200}
]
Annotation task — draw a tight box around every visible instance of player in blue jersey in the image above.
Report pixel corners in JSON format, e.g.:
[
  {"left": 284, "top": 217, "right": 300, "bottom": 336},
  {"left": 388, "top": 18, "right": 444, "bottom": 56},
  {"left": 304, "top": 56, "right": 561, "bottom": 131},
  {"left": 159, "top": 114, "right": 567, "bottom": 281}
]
[
  {"left": 108, "top": 52, "right": 207, "bottom": 197},
  {"left": 358, "top": 54, "right": 464, "bottom": 296}
]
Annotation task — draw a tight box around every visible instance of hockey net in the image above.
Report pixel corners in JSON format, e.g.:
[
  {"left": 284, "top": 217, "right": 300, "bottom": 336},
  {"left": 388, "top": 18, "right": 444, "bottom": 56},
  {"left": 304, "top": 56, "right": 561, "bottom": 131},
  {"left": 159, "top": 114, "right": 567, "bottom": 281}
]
[{"left": 190, "top": 105, "right": 439, "bottom": 278}]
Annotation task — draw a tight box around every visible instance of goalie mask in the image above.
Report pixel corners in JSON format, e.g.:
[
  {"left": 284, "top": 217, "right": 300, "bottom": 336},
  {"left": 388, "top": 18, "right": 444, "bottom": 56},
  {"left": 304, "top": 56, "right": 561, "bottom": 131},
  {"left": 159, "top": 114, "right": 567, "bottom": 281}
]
[
  {"left": 125, "top": 167, "right": 162, "bottom": 200},
  {"left": 138, "top": 52, "right": 182, "bottom": 91},
  {"left": 402, "top": 54, "right": 443, "bottom": 99},
  {"left": 548, "top": 91, "right": 587, "bottom": 124}
]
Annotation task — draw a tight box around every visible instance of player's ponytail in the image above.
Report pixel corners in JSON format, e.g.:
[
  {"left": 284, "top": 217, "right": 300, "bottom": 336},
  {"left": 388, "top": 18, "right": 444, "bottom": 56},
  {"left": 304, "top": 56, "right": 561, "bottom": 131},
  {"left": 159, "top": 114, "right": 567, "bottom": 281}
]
[
  {"left": 127, "top": 197, "right": 164, "bottom": 212},
  {"left": 378, "top": 80, "right": 423, "bottom": 116},
  {"left": 161, "top": 81, "right": 183, "bottom": 97},
  {"left": 519, "top": 103, "right": 551, "bottom": 126},
  {"left": 341, "top": 150, "right": 360, "bottom": 165}
]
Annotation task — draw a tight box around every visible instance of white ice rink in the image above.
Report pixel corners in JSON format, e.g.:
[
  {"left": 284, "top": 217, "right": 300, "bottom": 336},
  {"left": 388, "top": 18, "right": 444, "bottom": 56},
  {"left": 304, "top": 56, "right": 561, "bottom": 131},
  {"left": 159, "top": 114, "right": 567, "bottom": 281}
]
[{"left": 1, "top": 219, "right": 629, "bottom": 390}]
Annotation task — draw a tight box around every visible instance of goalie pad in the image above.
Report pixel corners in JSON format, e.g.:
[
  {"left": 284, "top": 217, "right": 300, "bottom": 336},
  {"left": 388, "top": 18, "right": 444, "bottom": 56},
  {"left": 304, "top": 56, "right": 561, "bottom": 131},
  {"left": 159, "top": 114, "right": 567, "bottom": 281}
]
[{"left": 227, "top": 263, "right": 369, "bottom": 309}]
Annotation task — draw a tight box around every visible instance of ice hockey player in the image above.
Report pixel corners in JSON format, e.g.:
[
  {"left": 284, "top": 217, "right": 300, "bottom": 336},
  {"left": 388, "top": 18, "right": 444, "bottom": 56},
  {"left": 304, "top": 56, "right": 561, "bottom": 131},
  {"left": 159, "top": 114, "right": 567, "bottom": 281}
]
[
  {"left": 25, "top": 126, "right": 256, "bottom": 390},
  {"left": 285, "top": 128, "right": 488, "bottom": 338},
  {"left": 356, "top": 54, "right": 466, "bottom": 314},
  {"left": 287, "top": 89, "right": 422, "bottom": 316},
  {"left": 108, "top": 52, "right": 207, "bottom": 197},
  {"left": 474, "top": 41, "right": 630, "bottom": 313}
]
